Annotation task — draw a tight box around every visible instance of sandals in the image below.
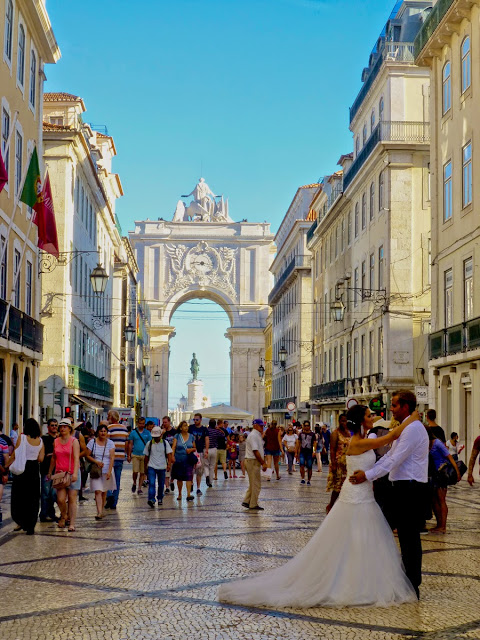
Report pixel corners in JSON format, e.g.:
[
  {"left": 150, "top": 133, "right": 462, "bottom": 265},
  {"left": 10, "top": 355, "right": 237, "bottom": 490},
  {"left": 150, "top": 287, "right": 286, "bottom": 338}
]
[
  {"left": 95, "top": 514, "right": 104, "bottom": 520},
  {"left": 177, "top": 496, "right": 182, "bottom": 501},
  {"left": 57, "top": 519, "right": 66, "bottom": 529},
  {"left": 68, "top": 526, "right": 76, "bottom": 532}
]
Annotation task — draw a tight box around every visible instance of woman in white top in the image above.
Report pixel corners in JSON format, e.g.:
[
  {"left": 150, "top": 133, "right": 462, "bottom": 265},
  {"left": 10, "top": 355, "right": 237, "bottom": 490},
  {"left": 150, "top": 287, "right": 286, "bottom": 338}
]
[
  {"left": 446, "top": 432, "right": 464, "bottom": 460},
  {"left": 282, "top": 425, "right": 298, "bottom": 475},
  {"left": 8, "top": 419, "right": 44, "bottom": 535},
  {"left": 85, "top": 424, "right": 116, "bottom": 520}
]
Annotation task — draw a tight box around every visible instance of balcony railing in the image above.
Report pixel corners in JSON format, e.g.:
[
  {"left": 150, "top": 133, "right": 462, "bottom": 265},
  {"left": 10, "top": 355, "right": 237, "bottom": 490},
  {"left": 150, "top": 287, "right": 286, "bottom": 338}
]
[
  {"left": 430, "top": 316, "right": 480, "bottom": 359},
  {"left": 306, "top": 218, "right": 318, "bottom": 244},
  {"left": 310, "top": 379, "right": 347, "bottom": 401},
  {"left": 269, "top": 396, "right": 297, "bottom": 412},
  {"left": 69, "top": 365, "right": 114, "bottom": 400},
  {"left": 350, "top": 43, "right": 415, "bottom": 123},
  {"left": 414, "top": 0, "right": 455, "bottom": 59},
  {"left": 343, "top": 121, "right": 430, "bottom": 191},
  {"left": 0, "top": 299, "right": 44, "bottom": 353},
  {"left": 269, "top": 255, "right": 311, "bottom": 305}
]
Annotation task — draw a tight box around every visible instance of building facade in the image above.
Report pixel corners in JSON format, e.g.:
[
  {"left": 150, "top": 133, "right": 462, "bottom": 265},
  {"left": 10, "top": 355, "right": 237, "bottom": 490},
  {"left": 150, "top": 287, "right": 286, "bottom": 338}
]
[
  {"left": 0, "top": 0, "right": 59, "bottom": 428},
  {"left": 268, "top": 184, "right": 318, "bottom": 425},
  {"left": 415, "top": 0, "right": 480, "bottom": 455},
  {"left": 308, "top": 1, "right": 432, "bottom": 426},
  {"left": 39, "top": 93, "right": 124, "bottom": 425}
]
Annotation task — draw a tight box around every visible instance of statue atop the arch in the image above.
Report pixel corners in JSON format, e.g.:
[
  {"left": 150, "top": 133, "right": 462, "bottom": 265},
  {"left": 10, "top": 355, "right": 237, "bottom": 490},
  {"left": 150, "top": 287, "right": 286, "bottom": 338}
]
[
  {"left": 172, "top": 178, "right": 233, "bottom": 223},
  {"left": 190, "top": 353, "right": 200, "bottom": 381}
]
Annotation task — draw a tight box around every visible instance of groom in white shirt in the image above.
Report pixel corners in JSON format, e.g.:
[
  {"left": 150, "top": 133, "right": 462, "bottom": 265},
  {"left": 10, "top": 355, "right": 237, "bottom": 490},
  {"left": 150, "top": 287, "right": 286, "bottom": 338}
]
[{"left": 350, "top": 390, "right": 429, "bottom": 599}]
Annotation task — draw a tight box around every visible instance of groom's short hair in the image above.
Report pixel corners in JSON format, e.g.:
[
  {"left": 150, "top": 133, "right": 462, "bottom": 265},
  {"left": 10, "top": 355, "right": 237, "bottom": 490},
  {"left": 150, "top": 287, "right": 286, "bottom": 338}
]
[{"left": 393, "top": 390, "right": 417, "bottom": 413}]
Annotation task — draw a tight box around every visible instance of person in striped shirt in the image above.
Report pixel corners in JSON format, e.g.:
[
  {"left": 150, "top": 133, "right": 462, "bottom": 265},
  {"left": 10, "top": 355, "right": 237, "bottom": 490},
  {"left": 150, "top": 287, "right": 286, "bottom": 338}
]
[{"left": 106, "top": 411, "right": 128, "bottom": 509}]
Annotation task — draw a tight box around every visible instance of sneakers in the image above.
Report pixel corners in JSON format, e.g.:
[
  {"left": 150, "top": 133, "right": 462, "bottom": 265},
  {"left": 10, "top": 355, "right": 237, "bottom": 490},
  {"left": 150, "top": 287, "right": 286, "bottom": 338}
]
[
  {"left": 300, "top": 479, "right": 306, "bottom": 484},
  {"left": 307, "top": 481, "right": 311, "bottom": 485},
  {"left": 147, "top": 500, "right": 155, "bottom": 509},
  {"left": 196, "top": 489, "right": 203, "bottom": 496},
  {"left": 131, "top": 484, "right": 136, "bottom": 493},
  {"left": 137, "top": 489, "right": 143, "bottom": 495},
  {"left": 224, "top": 471, "right": 228, "bottom": 480},
  {"left": 186, "top": 495, "right": 194, "bottom": 501}
]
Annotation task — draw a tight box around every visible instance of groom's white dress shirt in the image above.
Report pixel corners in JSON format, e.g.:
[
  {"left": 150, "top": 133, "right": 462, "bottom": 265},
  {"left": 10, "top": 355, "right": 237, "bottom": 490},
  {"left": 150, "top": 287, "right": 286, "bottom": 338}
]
[{"left": 365, "top": 417, "right": 429, "bottom": 483}]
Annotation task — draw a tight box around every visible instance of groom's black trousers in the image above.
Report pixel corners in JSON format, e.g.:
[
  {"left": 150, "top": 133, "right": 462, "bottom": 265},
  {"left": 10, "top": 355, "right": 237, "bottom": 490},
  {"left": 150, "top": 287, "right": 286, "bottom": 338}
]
[{"left": 392, "top": 480, "right": 427, "bottom": 594}]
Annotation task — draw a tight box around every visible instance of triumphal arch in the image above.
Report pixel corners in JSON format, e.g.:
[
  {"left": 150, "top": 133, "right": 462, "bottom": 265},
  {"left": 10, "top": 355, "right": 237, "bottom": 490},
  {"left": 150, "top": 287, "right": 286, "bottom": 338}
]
[{"left": 129, "top": 179, "right": 275, "bottom": 419}]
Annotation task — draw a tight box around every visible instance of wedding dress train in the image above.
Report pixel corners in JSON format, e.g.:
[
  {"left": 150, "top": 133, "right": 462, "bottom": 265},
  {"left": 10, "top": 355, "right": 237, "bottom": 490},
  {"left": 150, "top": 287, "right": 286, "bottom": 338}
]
[{"left": 218, "top": 450, "right": 417, "bottom": 607}]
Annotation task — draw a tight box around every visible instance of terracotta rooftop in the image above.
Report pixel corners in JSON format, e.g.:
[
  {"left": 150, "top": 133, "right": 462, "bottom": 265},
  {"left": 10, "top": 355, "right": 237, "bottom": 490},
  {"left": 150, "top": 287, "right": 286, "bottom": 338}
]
[
  {"left": 299, "top": 183, "right": 321, "bottom": 189},
  {"left": 43, "top": 121, "right": 72, "bottom": 131},
  {"left": 44, "top": 92, "right": 82, "bottom": 102},
  {"left": 95, "top": 132, "right": 110, "bottom": 138}
]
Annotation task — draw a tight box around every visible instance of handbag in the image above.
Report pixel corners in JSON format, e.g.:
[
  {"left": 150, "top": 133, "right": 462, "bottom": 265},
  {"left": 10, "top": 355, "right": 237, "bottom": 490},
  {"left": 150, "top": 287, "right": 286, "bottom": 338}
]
[
  {"left": 179, "top": 434, "right": 197, "bottom": 466},
  {"left": 52, "top": 438, "right": 74, "bottom": 489},
  {"left": 438, "top": 459, "right": 467, "bottom": 486},
  {"left": 89, "top": 441, "right": 106, "bottom": 480},
  {"left": 10, "top": 434, "right": 27, "bottom": 475}
]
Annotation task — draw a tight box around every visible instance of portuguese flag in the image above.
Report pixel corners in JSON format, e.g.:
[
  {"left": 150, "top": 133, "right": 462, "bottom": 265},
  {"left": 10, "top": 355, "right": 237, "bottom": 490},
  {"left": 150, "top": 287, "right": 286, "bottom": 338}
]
[
  {"left": 20, "top": 148, "right": 59, "bottom": 258},
  {"left": 0, "top": 148, "right": 7, "bottom": 193}
]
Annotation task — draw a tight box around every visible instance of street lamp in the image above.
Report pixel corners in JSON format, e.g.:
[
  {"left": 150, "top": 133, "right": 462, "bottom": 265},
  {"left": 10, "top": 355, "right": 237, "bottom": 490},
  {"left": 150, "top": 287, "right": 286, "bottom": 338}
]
[
  {"left": 143, "top": 351, "right": 151, "bottom": 367},
  {"left": 124, "top": 323, "right": 136, "bottom": 342},
  {"left": 330, "top": 299, "right": 345, "bottom": 323},
  {"left": 279, "top": 345, "right": 287, "bottom": 369},
  {"left": 89, "top": 263, "right": 109, "bottom": 294},
  {"left": 154, "top": 367, "right": 161, "bottom": 383},
  {"left": 258, "top": 363, "right": 265, "bottom": 379}
]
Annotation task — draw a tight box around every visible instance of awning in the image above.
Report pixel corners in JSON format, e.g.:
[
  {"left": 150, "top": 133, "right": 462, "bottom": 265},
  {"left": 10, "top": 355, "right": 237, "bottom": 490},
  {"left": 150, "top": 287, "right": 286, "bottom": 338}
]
[{"left": 70, "top": 394, "right": 105, "bottom": 413}]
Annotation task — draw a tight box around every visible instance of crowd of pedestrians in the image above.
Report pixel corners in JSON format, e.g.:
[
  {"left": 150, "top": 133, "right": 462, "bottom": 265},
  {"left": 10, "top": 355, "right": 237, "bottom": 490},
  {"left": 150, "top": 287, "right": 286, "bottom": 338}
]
[{"left": 0, "top": 403, "right": 476, "bottom": 534}]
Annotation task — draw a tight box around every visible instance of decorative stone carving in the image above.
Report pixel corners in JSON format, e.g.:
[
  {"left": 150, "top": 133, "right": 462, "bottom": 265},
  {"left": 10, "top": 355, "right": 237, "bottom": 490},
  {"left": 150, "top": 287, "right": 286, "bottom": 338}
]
[
  {"left": 174, "top": 178, "right": 233, "bottom": 223},
  {"left": 165, "top": 241, "right": 237, "bottom": 299}
]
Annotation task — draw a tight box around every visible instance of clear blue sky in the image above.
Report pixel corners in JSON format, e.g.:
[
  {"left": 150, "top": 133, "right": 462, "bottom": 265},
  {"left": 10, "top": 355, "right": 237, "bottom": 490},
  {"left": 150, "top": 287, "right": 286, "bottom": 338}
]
[{"left": 45, "top": 0, "right": 398, "bottom": 408}]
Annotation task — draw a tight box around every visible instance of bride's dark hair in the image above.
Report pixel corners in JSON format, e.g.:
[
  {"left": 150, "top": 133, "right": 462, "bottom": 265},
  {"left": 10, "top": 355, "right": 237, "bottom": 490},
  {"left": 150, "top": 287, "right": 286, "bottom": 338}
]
[{"left": 345, "top": 405, "right": 368, "bottom": 435}]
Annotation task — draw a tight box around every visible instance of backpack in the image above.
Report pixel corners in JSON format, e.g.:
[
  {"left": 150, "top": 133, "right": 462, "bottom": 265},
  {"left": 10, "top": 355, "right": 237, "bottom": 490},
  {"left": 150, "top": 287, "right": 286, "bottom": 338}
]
[{"left": 148, "top": 439, "right": 167, "bottom": 457}]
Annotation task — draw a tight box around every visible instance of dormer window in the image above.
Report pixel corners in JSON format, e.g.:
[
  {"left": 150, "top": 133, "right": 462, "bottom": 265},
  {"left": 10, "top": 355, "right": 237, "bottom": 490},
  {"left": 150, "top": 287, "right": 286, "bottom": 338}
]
[
  {"left": 50, "top": 116, "right": 64, "bottom": 126},
  {"left": 362, "top": 124, "right": 367, "bottom": 145}
]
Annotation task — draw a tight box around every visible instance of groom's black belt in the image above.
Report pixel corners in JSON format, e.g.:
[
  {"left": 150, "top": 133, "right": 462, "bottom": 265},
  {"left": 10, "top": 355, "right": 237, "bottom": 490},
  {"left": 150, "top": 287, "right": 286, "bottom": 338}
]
[{"left": 391, "top": 479, "right": 422, "bottom": 485}]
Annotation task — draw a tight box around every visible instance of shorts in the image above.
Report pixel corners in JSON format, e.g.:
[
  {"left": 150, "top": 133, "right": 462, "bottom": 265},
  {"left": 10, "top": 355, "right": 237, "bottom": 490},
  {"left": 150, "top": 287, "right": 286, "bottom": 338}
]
[
  {"left": 299, "top": 452, "right": 313, "bottom": 468},
  {"left": 131, "top": 455, "right": 146, "bottom": 474},
  {"left": 216, "top": 449, "right": 227, "bottom": 465},
  {"left": 264, "top": 449, "right": 281, "bottom": 457},
  {"left": 68, "top": 474, "right": 82, "bottom": 491},
  {"left": 195, "top": 453, "right": 207, "bottom": 475}
]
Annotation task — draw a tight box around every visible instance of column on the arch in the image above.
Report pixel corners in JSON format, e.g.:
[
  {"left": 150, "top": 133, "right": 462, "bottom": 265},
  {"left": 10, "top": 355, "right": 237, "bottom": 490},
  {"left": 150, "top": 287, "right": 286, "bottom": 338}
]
[
  {"left": 226, "top": 328, "right": 265, "bottom": 418},
  {"left": 150, "top": 326, "right": 175, "bottom": 420}
]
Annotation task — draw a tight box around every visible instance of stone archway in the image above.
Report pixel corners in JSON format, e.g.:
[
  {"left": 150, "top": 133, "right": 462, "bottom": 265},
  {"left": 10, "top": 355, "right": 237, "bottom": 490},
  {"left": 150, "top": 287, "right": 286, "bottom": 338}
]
[{"left": 130, "top": 179, "right": 275, "bottom": 419}]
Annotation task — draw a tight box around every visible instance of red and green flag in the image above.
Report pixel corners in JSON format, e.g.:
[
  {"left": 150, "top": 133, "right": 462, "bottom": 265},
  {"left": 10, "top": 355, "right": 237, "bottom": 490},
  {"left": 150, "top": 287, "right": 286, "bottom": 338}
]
[
  {"left": 0, "top": 148, "right": 7, "bottom": 193},
  {"left": 19, "top": 147, "right": 42, "bottom": 208}
]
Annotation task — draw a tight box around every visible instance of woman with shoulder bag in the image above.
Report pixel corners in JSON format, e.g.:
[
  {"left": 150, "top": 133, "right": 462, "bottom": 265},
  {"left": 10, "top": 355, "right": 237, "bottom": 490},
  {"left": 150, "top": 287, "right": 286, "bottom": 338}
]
[
  {"left": 8, "top": 419, "right": 44, "bottom": 535},
  {"left": 282, "top": 425, "right": 298, "bottom": 475},
  {"left": 85, "top": 424, "right": 116, "bottom": 520},
  {"left": 428, "top": 432, "right": 461, "bottom": 533},
  {"left": 48, "top": 419, "right": 80, "bottom": 532},
  {"left": 171, "top": 421, "right": 196, "bottom": 501}
]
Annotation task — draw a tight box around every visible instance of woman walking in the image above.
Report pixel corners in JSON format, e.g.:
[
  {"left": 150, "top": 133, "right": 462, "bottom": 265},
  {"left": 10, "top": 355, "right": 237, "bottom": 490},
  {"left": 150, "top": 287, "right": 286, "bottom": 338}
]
[
  {"left": 282, "top": 425, "right": 298, "bottom": 475},
  {"left": 85, "top": 424, "right": 116, "bottom": 520},
  {"left": 314, "top": 425, "right": 324, "bottom": 473},
  {"left": 326, "top": 414, "right": 351, "bottom": 514},
  {"left": 263, "top": 420, "right": 282, "bottom": 480},
  {"left": 428, "top": 432, "right": 461, "bottom": 533},
  {"left": 49, "top": 419, "right": 80, "bottom": 532},
  {"left": 9, "top": 419, "right": 44, "bottom": 535},
  {"left": 238, "top": 434, "right": 246, "bottom": 478},
  {"left": 171, "top": 421, "right": 196, "bottom": 501}
]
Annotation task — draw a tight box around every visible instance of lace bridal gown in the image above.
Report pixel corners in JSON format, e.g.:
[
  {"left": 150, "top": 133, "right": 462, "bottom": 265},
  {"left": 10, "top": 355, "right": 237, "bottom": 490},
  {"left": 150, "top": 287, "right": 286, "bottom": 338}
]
[{"left": 218, "top": 450, "right": 417, "bottom": 607}]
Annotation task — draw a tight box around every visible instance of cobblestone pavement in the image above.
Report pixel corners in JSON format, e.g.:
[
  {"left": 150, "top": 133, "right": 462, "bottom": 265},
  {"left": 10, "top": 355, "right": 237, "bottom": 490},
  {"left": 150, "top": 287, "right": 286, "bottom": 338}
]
[{"left": 1, "top": 464, "right": 480, "bottom": 640}]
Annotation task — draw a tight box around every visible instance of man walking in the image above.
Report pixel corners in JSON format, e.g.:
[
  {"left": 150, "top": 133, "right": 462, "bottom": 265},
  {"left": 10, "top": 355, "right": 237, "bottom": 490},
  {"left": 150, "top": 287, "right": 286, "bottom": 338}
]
[
  {"left": 127, "top": 417, "right": 152, "bottom": 495},
  {"left": 242, "top": 419, "right": 267, "bottom": 511},
  {"left": 40, "top": 418, "right": 58, "bottom": 522},
  {"left": 425, "top": 409, "right": 446, "bottom": 443},
  {"left": 189, "top": 413, "right": 209, "bottom": 494},
  {"left": 161, "top": 416, "right": 177, "bottom": 493},
  {"left": 215, "top": 419, "right": 228, "bottom": 480},
  {"left": 296, "top": 421, "right": 315, "bottom": 485},
  {"left": 144, "top": 426, "right": 173, "bottom": 507},
  {"left": 106, "top": 410, "right": 128, "bottom": 509},
  {"left": 350, "top": 390, "right": 429, "bottom": 599}
]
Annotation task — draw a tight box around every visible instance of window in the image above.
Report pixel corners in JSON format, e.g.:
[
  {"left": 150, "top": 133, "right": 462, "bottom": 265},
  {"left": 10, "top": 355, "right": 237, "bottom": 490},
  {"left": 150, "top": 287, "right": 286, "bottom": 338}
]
[
  {"left": 25, "top": 260, "right": 32, "bottom": 315},
  {"left": 378, "top": 326, "right": 383, "bottom": 372},
  {"left": 461, "top": 36, "right": 471, "bottom": 93},
  {"left": 444, "top": 268, "right": 453, "bottom": 327},
  {"left": 1, "top": 108, "right": 9, "bottom": 175},
  {"left": 17, "top": 24, "right": 25, "bottom": 86},
  {"left": 463, "top": 142, "right": 472, "bottom": 207},
  {"left": 13, "top": 249, "right": 20, "bottom": 308},
  {"left": 4, "top": 1, "right": 13, "bottom": 61},
  {"left": 371, "top": 109, "right": 375, "bottom": 132},
  {"left": 444, "top": 161, "right": 452, "bottom": 221},
  {"left": 353, "top": 338, "right": 359, "bottom": 377},
  {"left": 361, "top": 260, "right": 366, "bottom": 297},
  {"left": 379, "top": 170, "right": 385, "bottom": 210},
  {"left": 341, "top": 218, "right": 345, "bottom": 252},
  {"left": 334, "top": 345, "right": 338, "bottom": 380},
  {"left": 354, "top": 203, "right": 359, "bottom": 237},
  {"left": 354, "top": 267, "right": 359, "bottom": 307},
  {"left": 369, "top": 330, "right": 374, "bottom": 374},
  {"left": 356, "top": 136, "right": 360, "bottom": 156},
  {"left": 378, "top": 245, "right": 384, "bottom": 290},
  {"left": 15, "top": 130, "right": 22, "bottom": 195},
  {"left": 442, "top": 62, "right": 451, "bottom": 113},
  {"left": 339, "top": 344, "right": 344, "bottom": 379},
  {"left": 379, "top": 97, "right": 384, "bottom": 121},
  {"left": 0, "top": 236, "right": 6, "bottom": 300},
  {"left": 361, "top": 334, "right": 365, "bottom": 375},
  {"left": 369, "top": 182, "right": 375, "bottom": 220},
  {"left": 369, "top": 253, "right": 375, "bottom": 291},
  {"left": 29, "top": 50, "right": 37, "bottom": 108},
  {"left": 464, "top": 258, "right": 473, "bottom": 321},
  {"left": 361, "top": 193, "right": 366, "bottom": 229},
  {"left": 362, "top": 124, "right": 367, "bottom": 145},
  {"left": 335, "top": 226, "right": 338, "bottom": 258},
  {"left": 347, "top": 210, "right": 352, "bottom": 244}
]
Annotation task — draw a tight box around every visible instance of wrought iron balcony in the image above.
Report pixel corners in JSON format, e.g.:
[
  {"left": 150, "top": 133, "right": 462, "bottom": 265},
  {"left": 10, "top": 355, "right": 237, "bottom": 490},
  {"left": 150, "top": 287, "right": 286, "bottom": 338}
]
[
  {"left": 350, "top": 43, "right": 415, "bottom": 123},
  {"left": 68, "top": 365, "right": 114, "bottom": 400},
  {"left": 310, "top": 379, "right": 347, "bottom": 401},
  {"left": 429, "top": 316, "right": 480, "bottom": 359},
  {"left": 268, "top": 255, "right": 311, "bottom": 305},
  {"left": 0, "top": 299, "right": 44, "bottom": 354},
  {"left": 306, "top": 218, "right": 318, "bottom": 244},
  {"left": 414, "top": 0, "right": 455, "bottom": 59},
  {"left": 343, "top": 121, "right": 430, "bottom": 191}
]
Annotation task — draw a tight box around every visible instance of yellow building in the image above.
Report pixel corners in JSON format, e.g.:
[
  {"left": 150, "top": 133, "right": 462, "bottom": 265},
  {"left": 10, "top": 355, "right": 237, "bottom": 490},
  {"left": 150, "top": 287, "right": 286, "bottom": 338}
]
[
  {"left": 263, "top": 311, "right": 272, "bottom": 419},
  {"left": 0, "top": 0, "right": 59, "bottom": 428},
  {"left": 415, "top": 0, "right": 480, "bottom": 454}
]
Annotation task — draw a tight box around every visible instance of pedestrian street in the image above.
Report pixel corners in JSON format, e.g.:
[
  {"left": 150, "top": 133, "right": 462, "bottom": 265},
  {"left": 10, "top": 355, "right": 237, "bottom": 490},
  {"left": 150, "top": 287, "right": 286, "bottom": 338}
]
[{"left": 1, "top": 469, "right": 480, "bottom": 640}]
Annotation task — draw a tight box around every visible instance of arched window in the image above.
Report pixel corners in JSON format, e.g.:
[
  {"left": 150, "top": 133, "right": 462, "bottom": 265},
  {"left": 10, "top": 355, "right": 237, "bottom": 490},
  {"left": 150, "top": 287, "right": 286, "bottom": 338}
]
[
  {"left": 379, "top": 170, "right": 385, "bottom": 210},
  {"left": 29, "top": 50, "right": 37, "bottom": 108},
  {"left": 354, "top": 203, "right": 359, "bottom": 237},
  {"left": 11, "top": 364, "right": 18, "bottom": 425},
  {"left": 23, "top": 368, "right": 30, "bottom": 424},
  {"left": 4, "top": 1, "right": 13, "bottom": 61},
  {"left": 362, "top": 123, "right": 368, "bottom": 145},
  {"left": 371, "top": 109, "right": 375, "bottom": 132},
  {"left": 355, "top": 135, "right": 360, "bottom": 156},
  {"left": 17, "top": 25, "right": 25, "bottom": 86},
  {"left": 369, "top": 182, "right": 375, "bottom": 220},
  {"left": 379, "top": 96, "right": 384, "bottom": 121},
  {"left": 461, "top": 36, "right": 471, "bottom": 93},
  {"left": 442, "top": 61, "right": 451, "bottom": 113},
  {"left": 361, "top": 193, "right": 367, "bottom": 229}
]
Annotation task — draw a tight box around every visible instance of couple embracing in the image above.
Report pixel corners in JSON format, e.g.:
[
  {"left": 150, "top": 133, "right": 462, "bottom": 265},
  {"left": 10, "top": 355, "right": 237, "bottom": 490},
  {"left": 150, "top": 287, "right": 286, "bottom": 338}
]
[{"left": 219, "top": 390, "right": 428, "bottom": 607}]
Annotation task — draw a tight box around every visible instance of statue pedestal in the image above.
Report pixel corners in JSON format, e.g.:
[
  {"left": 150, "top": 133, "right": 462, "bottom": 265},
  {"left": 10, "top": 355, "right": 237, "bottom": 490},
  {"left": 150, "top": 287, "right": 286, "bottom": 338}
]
[{"left": 187, "top": 379, "right": 204, "bottom": 412}]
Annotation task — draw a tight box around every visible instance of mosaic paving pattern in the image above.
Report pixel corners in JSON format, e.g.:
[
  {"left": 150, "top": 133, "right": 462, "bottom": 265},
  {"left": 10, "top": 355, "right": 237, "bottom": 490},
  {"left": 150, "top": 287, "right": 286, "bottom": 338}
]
[{"left": 1, "top": 465, "right": 479, "bottom": 639}]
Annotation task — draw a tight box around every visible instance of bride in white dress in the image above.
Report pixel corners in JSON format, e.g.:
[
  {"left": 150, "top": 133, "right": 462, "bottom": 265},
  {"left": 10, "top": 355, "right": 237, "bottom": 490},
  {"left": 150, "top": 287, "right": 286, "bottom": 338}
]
[{"left": 218, "top": 406, "right": 419, "bottom": 608}]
